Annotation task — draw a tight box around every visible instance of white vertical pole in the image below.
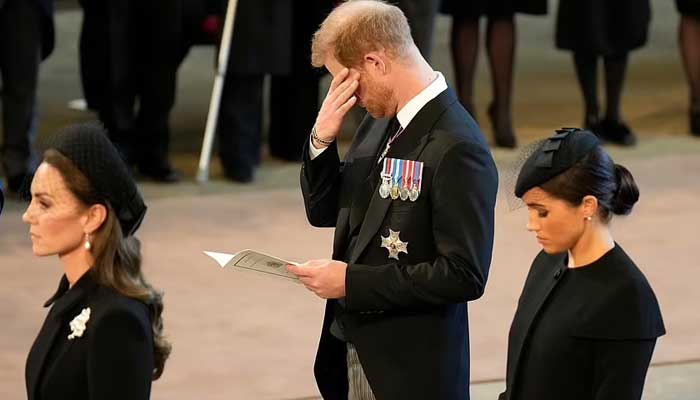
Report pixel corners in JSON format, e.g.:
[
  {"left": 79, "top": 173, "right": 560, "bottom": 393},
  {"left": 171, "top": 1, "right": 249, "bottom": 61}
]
[{"left": 196, "top": 0, "right": 239, "bottom": 183}]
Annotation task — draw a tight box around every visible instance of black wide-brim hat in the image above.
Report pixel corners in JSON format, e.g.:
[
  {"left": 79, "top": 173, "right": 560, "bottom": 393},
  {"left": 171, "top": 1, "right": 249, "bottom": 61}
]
[
  {"left": 45, "top": 123, "right": 147, "bottom": 236},
  {"left": 515, "top": 128, "right": 600, "bottom": 198}
]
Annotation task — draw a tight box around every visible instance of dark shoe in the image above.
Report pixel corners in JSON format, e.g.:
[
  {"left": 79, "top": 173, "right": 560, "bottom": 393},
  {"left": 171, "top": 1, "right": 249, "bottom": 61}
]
[
  {"left": 583, "top": 114, "right": 600, "bottom": 131},
  {"left": 223, "top": 167, "right": 254, "bottom": 183},
  {"left": 596, "top": 119, "right": 637, "bottom": 146},
  {"left": 488, "top": 104, "right": 517, "bottom": 149},
  {"left": 138, "top": 164, "right": 182, "bottom": 183},
  {"left": 690, "top": 108, "right": 700, "bottom": 137}
]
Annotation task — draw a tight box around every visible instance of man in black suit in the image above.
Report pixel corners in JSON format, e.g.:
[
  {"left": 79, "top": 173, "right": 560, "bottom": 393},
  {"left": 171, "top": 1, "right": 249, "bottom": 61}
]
[
  {"left": 214, "top": 0, "right": 292, "bottom": 183},
  {"left": 0, "top": 0, "right": 54, "bottom": 193},
  {"left": 288, "top": 2, "right": 498, "bottom": 399},
  {"left": 215, "top": 0, "right": 334, "bottom": 182},
  {"left": 79, "top": 0, "right": 183, "bottom": 183}
]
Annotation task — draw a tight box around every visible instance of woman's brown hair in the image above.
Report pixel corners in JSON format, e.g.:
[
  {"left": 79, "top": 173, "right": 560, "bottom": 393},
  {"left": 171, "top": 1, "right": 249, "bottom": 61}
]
[{"left": 44, "top": 149, "right": 170, "bottom": 380}]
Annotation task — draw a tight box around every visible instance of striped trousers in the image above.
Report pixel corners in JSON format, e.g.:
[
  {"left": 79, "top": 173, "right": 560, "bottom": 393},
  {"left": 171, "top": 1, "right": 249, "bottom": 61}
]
[{"left": 347, "top": 343, "right": 376, "bottom": 400}]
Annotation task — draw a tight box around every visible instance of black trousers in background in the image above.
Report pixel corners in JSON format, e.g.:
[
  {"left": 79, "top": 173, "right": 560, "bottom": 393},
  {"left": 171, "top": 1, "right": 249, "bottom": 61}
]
[
  {"left": 81, "top": 0, "right": 181, "bottom": 170},
  {"left": 218, "top": 75, "right": 264, "bottom": 177},
  {"left": 0, "top": 0, "right": 42, "bottom": 179},
  {"left": 396, "top": 0, "right": 440, "bottom": 60}
]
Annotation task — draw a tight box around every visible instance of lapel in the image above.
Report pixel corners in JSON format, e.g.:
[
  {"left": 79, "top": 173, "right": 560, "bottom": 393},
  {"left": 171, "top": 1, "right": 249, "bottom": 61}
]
[
  {"left": 26, "top": 272, "right": 98, "bottom": 400},
  {"left": 348, "top": 89, "right": 458, "bottom": 264},
  {"left": 345, "top": 118, "right": 395, "bottom": 237},
  {"left": 506, "top": 255, "right": 568, "bottom": 388}
]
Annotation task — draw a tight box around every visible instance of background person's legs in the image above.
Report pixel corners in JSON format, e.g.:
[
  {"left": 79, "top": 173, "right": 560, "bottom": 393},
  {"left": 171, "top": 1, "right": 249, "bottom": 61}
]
[
  {"left": 0, "top": 0, "right": 42, "bottom": 193},
  {"left": 217, "top": 75, "right": 264, "bottom": 183},
  {"left": 486, "top": 16, "right": 517, "bottom": 148},
  {"left": 679, "top": 15, "right": 700, "bottom": 135}
]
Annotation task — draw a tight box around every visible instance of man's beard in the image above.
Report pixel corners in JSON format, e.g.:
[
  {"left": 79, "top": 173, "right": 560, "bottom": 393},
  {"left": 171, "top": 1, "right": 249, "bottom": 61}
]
[{"left": 363, "top": 84, "right": 394, "bottom": 119}]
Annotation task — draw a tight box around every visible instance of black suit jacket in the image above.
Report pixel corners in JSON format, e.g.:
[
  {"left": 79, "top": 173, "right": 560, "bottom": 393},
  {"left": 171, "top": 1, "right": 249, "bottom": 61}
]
[
  {"left": 26, "top": 271, "right": 154, "bottom": 400},
  {"left": 499, "top": 245, "right": 665, "bottom": 400},
  {"left": 300, "top": 88, "right": 498, "bottom": 400}
]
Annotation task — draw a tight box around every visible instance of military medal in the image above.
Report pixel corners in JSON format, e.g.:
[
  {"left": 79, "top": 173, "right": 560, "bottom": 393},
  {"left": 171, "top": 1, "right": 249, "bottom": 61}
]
[
  {"left": 399, "top": 160, "right": 412, "bottom": 201},
  {"left": 390, "top": 158, "right": 401, "bottom": 200},
  {"left": 379, "top": 158, "right": 392, "bottom": 199},
  {"left": 409, "top": 161, "right": 423, "bottom": 202},
  {"left": 380, "top": 229, "right": 408, "bottom": 260}
]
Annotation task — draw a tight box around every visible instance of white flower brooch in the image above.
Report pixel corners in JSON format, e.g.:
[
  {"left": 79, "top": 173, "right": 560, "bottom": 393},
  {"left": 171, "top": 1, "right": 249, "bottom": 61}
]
[{"left": 67, "top": 307, "right": 91, "bottom": 340}]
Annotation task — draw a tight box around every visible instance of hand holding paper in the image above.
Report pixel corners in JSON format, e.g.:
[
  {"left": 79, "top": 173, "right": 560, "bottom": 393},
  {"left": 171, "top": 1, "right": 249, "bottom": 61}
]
[
  {"left": 204, "top": 249, "right": 300, "bottom": 281},
  {"left": 287, "top": 259, "right": 347, "bottom": 299}
]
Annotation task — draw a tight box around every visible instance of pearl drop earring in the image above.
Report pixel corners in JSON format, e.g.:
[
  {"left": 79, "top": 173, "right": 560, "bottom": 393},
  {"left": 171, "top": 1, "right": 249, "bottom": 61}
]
[{"left": 84, "top": 234, "right": 91, "bottom": 250}]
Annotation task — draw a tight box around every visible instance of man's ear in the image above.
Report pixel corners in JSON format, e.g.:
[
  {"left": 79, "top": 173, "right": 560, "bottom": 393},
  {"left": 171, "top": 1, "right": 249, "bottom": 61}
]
[{"left": 363, "top": 51, "right": 388, "bottom": 75}]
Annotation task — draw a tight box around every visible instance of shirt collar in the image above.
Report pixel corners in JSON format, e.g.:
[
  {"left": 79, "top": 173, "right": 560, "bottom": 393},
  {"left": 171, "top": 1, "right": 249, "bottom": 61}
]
[{"left": 396, "top": 71, "right": 448, "bottom": 129}]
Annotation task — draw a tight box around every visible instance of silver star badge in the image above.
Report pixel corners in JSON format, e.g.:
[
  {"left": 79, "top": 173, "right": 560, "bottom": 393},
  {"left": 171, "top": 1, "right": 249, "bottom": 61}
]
[{"left": 380, "top": 229, "right": 408, "bottom": 260}]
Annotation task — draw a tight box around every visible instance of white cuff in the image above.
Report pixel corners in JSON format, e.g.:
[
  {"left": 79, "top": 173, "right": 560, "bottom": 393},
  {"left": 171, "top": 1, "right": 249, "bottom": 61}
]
[{"left": 308, "top": 136, "right": 328, "bottom": 160}]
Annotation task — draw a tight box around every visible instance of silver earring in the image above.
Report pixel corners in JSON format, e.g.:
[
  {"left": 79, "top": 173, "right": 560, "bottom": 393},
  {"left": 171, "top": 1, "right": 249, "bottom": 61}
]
[
  {"left": 585, "top": 216, "right": 592, "bottom": 221},
  {"left": 84, "top": 234, "right": 91, "bottom": 251}
]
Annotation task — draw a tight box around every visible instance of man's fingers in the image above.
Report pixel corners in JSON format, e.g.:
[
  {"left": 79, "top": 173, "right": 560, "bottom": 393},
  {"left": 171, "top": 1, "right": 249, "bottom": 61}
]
[
  {"left": 336, "top": 96, "right": 357, "bottom": 116},
  {"left": 329, "top": 68, "right": 349, "bottom": 93},
  {"left": 326, "top": 77, "right": 357, "bottom": 107},
  {"left": 287, "top": 264, "right": 316, "bottom": 277},
  {"left": 332, "top": 79, "right": 359, "bottom": 109},
  {"left": 299, "top": 276, "right": 318, "bottom": 291}
]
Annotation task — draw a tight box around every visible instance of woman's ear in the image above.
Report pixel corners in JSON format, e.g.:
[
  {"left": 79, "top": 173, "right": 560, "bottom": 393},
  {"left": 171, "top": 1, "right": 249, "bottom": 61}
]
[
  {"left": 581, "top": 195, "right": 599, "bottom": 220},
  {"left": 83, "top": 204, "right": 108, "bottom": 234}
]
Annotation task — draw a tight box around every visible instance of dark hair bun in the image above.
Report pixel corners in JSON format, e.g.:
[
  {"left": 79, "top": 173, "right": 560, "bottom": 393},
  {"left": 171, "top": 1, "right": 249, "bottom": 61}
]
[{"left": 612, "top": 164, "right": 639, "bottom": 215}]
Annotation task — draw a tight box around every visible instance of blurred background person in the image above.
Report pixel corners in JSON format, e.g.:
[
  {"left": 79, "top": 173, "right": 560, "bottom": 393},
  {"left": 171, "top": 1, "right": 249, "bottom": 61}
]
[
  {"left": 500, "top": 128, "right": 665, "bottom": 400},
  {"left": 0, "top": 0, "right": 54, "bottom": 194},
  {"left": 677, "top": 0, "right": 700, "bottom": 137},
  {"left": 78, "top": 0, "right": 184, "bottom": 183},
  {"left": 441, "top": 0, "right": 547, "bottom": 149},
  {"left": 24, "top": 123, "right": 170, "bottom": 400},
  {"left": 213, "top": 0, "right": 292, "bottom": 183},
  {"left": 556, "top": 0, "right": 651, "bottom": 146},
  {"left": 213, "top": 0, "right": 333, "bottom": 183}
]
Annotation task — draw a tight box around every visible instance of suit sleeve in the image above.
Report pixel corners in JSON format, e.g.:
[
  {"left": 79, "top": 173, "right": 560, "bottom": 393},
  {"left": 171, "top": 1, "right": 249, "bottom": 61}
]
[
  {"left": 300, "top": 139, "right": 343, "bottom": 228},
  {"left": 591, "top": 339, "right": 656, "bottom": 400},
  {"left": 87, "top": 307, "right": 153, "bottom": 400},
  {"left": 345, "top": 141, "right": 498, "bottom": 311}
]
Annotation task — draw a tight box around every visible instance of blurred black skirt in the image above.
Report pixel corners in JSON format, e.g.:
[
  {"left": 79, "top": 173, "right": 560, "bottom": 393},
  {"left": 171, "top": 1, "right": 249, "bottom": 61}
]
[
  {"left": 440, "top": 0, "right": 547, "bottom": 18},
  {"left": 556, "top": 0, "right": 651, "bottom": 55},
  {"left": 677, "top": 0, "right": 700, "bottom": 16}
]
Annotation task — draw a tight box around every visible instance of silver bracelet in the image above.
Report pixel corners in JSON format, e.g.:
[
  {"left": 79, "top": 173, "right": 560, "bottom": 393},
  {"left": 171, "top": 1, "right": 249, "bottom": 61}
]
[{"left": 312, "top": 126, "right": 335, "bottom": 147}]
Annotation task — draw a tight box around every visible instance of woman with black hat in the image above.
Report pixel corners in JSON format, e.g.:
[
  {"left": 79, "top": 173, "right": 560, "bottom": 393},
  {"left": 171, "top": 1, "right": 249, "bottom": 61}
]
[
  {"left": 498, "top": 128, "right": 665, "bottom": 400},
  {"left": 678, "top": 0, "right": 700, "bottom": 136},
  {"left": 556, "top": 0, "right": 650, "bottom": 146},
  {"left": 23, "top": 123, "right": 170, "bottom": 400}
]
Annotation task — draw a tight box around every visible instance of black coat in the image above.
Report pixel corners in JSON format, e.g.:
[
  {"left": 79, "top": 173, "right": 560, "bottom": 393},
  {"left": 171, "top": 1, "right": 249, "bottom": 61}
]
[
  {"left": 26, "top": 272, "right": 155, "bottom": 400},
  {"left": 499, "top": 245, "right": 666, "bottom": 400},
  {"left": 0, "top": 0, "right": 54, "bottom": 59},
  {"left": 300, "top": 87, "right": 499, "bottom": 400},
  {"left": 209, "top": 0, "right": 293, "bottom": 75},
  {"left": 36, "top": 0, "right": 54, "bottom": 59},
  {"left": 556, "top": 0, "right": 651, "bottom": 55}
]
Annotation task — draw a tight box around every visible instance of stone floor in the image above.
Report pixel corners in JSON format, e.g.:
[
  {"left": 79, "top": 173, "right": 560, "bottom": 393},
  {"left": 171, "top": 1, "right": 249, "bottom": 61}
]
[{"left": 1, "top": 1, "right": 699, "bottom": 399}]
